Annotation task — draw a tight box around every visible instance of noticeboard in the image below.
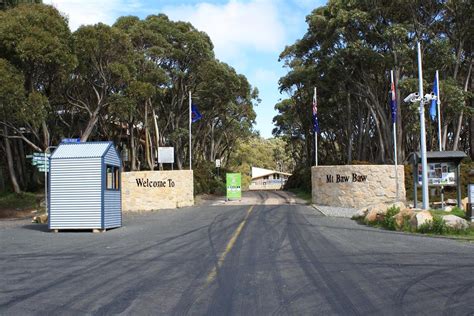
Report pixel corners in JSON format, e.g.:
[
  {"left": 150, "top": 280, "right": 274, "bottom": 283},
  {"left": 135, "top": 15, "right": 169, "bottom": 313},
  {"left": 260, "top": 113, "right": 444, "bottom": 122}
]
[
  {"left": 226, "top": 173, "right": 241, "bottom": 200},
  {"left": 418, "top": 162, "right": 456, "bottom": 186},
  {"left": 469, "top": 184, "right": 474, "bottom": 204},
  {"left": 158, "top": 147, "right": 174, "bottom": 164}
]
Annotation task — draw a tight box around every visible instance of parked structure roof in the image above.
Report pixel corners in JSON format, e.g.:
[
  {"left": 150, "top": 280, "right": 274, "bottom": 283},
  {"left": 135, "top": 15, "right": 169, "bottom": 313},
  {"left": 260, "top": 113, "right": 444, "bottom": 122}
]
[
  {"left": 51, "top": 142, "right": 114, "bottom": 159},
  {"left": 251, "top": 167, "right": 292, "bottom": 179},
  {"left": 408, "top": 151, "right": 467, "bottom": 164}
]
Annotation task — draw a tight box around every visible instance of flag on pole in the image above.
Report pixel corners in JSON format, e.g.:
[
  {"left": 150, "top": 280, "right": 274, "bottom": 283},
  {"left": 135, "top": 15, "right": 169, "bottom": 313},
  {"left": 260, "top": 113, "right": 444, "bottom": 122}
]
[
  {"left": 312, "top": 91, "right": 320, "bottom": 133},
  {"left": 390, "top": 79, "right": 397, "bottom": 124},
  {"left": 191, "top": 104, "right": 202, "bottom": 123},
  {"left": 429, "top": 74, "right": 438, "bottom": 121}
]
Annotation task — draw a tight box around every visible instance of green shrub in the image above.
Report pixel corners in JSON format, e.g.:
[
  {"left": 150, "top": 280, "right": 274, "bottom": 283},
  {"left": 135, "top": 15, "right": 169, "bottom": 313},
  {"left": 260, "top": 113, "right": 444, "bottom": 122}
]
[
  {"left": 284, "top": 166, "right": 311, "bottom": 192},
  {"left": 450, "top": 206, "right": 466, "bottom": 219},
  {"left": 431, "top": 216, "right": 447, "bottom": 234},
  {"left": 417, "top": 216, "right": 447, "bottom": 234},
  {"left": 402, "top": 215, "right": 412, "bottom": 232},
  {"left": 0, "top": 192, "right": 38, "bottom": 211},
  {"left": 193, "top": 161, "right": 226, "bottom": 195},
  {"left": 382, "top": 206, "right": 400, "bottom": 230}
]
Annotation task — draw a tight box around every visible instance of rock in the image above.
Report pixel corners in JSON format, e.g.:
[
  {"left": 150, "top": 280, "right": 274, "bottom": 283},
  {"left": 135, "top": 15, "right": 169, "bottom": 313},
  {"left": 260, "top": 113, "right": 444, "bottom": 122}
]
[
  {"left": 366, "top": 202, "right": 405, "bottom": 214},
  {"left": 365, "top": 209, "right": 379, "bottom": 222},
  {"left": 32, "top": 213, "right": 48, "bottom": 224},
  {"left": 462, "top": 197, "right": 468, "bottom": 211},
  {"left": 410, "top": 210, "right": 433, "bottom": 229},
  {"left": 352, "top": 208, "right": 368, "bottom": 220},
  {"left": 442, "top": 215, "right": 469, "bottom": 230},
  {"left": 391, "top": 202, "right": 406, "bottom": 210},
  {"left": 391, "top": 208, "right": 414, "bottom": 230},
  {"left": 444, "top": 206, "right": 453, "bottom": 212},
  {"left": 364, "top": 207, "right": 388, "bottom": 223},
  {"left": 363, "top": 202, "right": 406, "bottom": 223}
]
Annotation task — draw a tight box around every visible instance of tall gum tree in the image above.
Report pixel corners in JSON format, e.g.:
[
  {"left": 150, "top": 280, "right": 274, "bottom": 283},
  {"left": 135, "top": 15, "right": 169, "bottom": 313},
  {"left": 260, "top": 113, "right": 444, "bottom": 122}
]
[{"left": 0, "top": 3, "right": 76, "bottom": 150}]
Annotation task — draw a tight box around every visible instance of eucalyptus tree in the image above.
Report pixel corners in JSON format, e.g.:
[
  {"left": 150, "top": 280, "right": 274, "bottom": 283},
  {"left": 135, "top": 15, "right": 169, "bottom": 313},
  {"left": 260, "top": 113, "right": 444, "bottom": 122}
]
[
  {"left": 66, "top": 23, "right": 134, "bottom": 142},
  {"left": 0, "top": 3, "right": 76, "bottom": 149},
  {"left": 193, "top": 60, "right": 258, "bottom": 164},
  {"left": 114, "top": 14, "right": 257, "bottom": 171},
  {"left": 0, "top": 59, "right": 25, "bottom": 193},
  {"left": 0, "top": 0, "right": 41, "bottom": 10},
  {"left": 276, "top": 0, "right": 472, "bottom": 169},
  {"left": 142, "top": 14, "right": 215, "bottom": 169}
]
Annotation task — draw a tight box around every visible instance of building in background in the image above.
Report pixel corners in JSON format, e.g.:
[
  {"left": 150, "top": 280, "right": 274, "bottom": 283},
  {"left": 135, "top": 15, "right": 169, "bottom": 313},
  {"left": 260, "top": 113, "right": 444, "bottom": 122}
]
[{"left": 249, "top": 167, "right": 291, "bottom": 191}]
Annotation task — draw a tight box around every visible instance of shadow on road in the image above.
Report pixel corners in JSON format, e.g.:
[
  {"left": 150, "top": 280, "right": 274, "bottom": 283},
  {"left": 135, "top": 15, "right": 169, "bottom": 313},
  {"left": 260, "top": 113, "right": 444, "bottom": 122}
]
[{"left": 21, "top": 224, "right": 49, "bottom": 232}]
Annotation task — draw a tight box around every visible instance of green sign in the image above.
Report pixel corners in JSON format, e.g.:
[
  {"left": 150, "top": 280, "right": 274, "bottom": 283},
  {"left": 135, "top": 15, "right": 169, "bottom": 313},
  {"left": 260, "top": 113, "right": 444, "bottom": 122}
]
[
  {"left": 26, "top": 152, "right": 50, "bottom": 173},
  {"left": 226, "top": 173, "right": 241, "bottom": 200}
]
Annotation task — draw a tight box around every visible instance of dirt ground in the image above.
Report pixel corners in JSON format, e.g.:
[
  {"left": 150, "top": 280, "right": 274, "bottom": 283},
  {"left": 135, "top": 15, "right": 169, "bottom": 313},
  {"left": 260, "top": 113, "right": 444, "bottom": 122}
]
[{"left": 0, "top": 209, "right": 37, "bottom": 220}]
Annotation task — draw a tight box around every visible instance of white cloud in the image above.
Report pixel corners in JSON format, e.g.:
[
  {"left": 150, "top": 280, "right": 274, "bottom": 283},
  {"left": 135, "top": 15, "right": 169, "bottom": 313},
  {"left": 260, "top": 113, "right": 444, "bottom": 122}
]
[
  {"left": 44, "top": 0, "right": 142, "bottom": 31},
  {"left": 163, "top": 0, "right": 287, "bottom": 61},
  {"left": 253, "top": 68, "right": 279, "bottom": 84}
]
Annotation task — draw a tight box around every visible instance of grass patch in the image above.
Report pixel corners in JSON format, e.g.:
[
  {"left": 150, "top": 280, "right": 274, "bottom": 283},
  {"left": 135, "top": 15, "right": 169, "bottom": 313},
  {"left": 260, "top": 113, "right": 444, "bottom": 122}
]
[
  {"left": 430, "top": 206, "right": 465, "bottom": 219},
  {"left": 287, "top": 188, "right": 312, "bottom": 203},
  {"left": 0, "top": 192, "right": 38, "bottom": 211}
]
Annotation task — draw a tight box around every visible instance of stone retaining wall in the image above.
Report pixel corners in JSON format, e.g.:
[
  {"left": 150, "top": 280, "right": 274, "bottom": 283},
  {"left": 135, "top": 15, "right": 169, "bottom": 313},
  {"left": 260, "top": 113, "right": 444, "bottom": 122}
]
[
  {"left": 122, "top": 170, "right": 194, "bottom": 211},
  {"left": 311, "top": 165, "right": 405, "bottom": 209}
]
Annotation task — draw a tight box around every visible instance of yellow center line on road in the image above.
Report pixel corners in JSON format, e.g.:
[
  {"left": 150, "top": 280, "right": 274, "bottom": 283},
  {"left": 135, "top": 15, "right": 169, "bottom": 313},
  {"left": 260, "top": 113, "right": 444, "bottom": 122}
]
[{"left": 206, "top": 205, "right": 255, "bottom": 284}]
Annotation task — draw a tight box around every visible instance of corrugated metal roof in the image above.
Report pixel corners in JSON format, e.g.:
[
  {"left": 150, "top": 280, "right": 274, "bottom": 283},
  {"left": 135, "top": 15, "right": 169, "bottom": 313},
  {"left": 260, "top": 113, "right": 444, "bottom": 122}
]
[
  {"left": 408, "top": 151, "right": 467, "bottom": 164},
  {"left": 51, "top": 141, "right": 113, "bottom": 159}
]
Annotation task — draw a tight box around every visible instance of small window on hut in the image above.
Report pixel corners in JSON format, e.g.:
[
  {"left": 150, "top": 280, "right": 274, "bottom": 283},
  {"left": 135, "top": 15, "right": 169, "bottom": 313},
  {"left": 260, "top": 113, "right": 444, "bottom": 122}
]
[{"left": 106, "top": 165, "right": 120, "bottom": 190}]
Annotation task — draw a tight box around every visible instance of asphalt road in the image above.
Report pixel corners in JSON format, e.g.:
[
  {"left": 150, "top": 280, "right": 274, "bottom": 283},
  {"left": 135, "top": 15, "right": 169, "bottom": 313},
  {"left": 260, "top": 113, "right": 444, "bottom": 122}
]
[{"left": 1, "top": 192, "right": 474, "bottom": 315}]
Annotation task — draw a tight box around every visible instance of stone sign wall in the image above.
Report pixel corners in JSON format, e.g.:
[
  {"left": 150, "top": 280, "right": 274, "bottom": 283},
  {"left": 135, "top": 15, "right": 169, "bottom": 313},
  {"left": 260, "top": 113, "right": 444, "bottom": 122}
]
[
  {"left": 311, "top": 165, "right": 405, "bottom": 209},
  {"left": 122, "top": 170, "right": 194, "bottom": 211}
]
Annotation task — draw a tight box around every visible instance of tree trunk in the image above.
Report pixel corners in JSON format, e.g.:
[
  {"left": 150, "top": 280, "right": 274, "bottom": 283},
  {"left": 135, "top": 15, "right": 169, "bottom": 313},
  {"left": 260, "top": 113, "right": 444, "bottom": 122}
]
[
  {"left": 453, "top": 60, "right": 472, "bottom": 151},
  {"left": 347, "top": 93, "right": 352, "bottom": 163},
  {"left": 470, "top": 116, "right": 474, "bottom": 159},
  {"left": 152, "top": 108, "right": 160, "bottom": 169},
  {"left": 367, "top": 103, "right": 385, "bottom": 163},
  {"left": 81, "top": 112, "right": 99, "bottom": 142},
  {"left": 144, "top": 101, "right": 153, "bottom": 170},
  {"left": 395, "top": 68, "right": 404, "bottom": 162},
  {"left": 176, "top": 139, "right": 183, "bottom": 170},
  {"left": 18, "top": 140, "right": 28, "bottom": 188},
  {"left": 442, "top": 122, "right": 448, "bottom": 151},
  {"left": 129, "top": 122, "right": 137, "bottom": 171},
  {"left": 3, "top": 125, "right": 21, "bottom": 193},
  {"left": 12, "top": 139, "right": 25, "bottom": 188},
  {"left": 42, "top": 121, "right": 50, "bottom": 149}
]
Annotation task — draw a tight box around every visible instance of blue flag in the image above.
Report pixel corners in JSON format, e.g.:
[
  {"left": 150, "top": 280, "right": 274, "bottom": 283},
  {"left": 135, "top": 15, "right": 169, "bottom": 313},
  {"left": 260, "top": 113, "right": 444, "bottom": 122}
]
[
  {"left": 312, "top": 92, "right": 320, "bottom": 133},
  {"left": 390, "top": 80, "right": 397, "bottom": 124},
  {"left": 429, "top": 74, "right": 438, "bottom": 121},
  {"left": 191, "top": 104, "right": 202, "bottom": 123}
]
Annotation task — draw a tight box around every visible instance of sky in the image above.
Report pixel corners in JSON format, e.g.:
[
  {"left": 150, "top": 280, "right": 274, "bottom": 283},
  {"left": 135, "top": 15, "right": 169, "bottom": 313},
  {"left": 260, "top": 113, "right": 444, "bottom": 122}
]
[{"left": 45, "top": 0, "right": 325, "bottom": 138}]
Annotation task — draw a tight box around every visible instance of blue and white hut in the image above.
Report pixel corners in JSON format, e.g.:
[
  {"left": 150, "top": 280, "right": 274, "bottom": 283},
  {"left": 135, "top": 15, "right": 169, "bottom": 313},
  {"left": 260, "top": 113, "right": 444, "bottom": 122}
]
[{"left": 49, "top": 141, "right": 122, "bottom": 231}]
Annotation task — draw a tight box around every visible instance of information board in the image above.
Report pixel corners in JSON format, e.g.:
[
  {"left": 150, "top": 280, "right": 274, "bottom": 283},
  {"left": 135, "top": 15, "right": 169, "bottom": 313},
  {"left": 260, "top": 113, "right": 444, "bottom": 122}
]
[
  {"left": 418, "top": 162, "right": 456, "bottom": 186},
  {"left": 158, "top": 147, "right": 174, "bottom": 164},
  {"left": 468, "top": 184, "right": 474, "bottom": 204},
  {"left": 226, "top": 173, "right": 241, "bottom": 200}
]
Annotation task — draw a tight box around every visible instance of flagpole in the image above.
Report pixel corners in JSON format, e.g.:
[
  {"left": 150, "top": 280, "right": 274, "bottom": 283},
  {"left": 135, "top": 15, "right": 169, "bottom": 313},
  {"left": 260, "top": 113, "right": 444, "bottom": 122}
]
[
  {"left": 189, "top": 91, "right": 192, "bottom": 170},
  {"left": 436, "top": 70, "right": 442, "bottom": 151},
  {"left": 417, "top": 42, "right": 429, "bottom": 210},
  {"left": 435, "top": 70, "right": 445, "bottom": 208},
  {"left": 391, "top": 70, "right": 399, "bottom": 202},
  {"left": 314, "top": 87, "right": 318, "bottom": 166}
]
